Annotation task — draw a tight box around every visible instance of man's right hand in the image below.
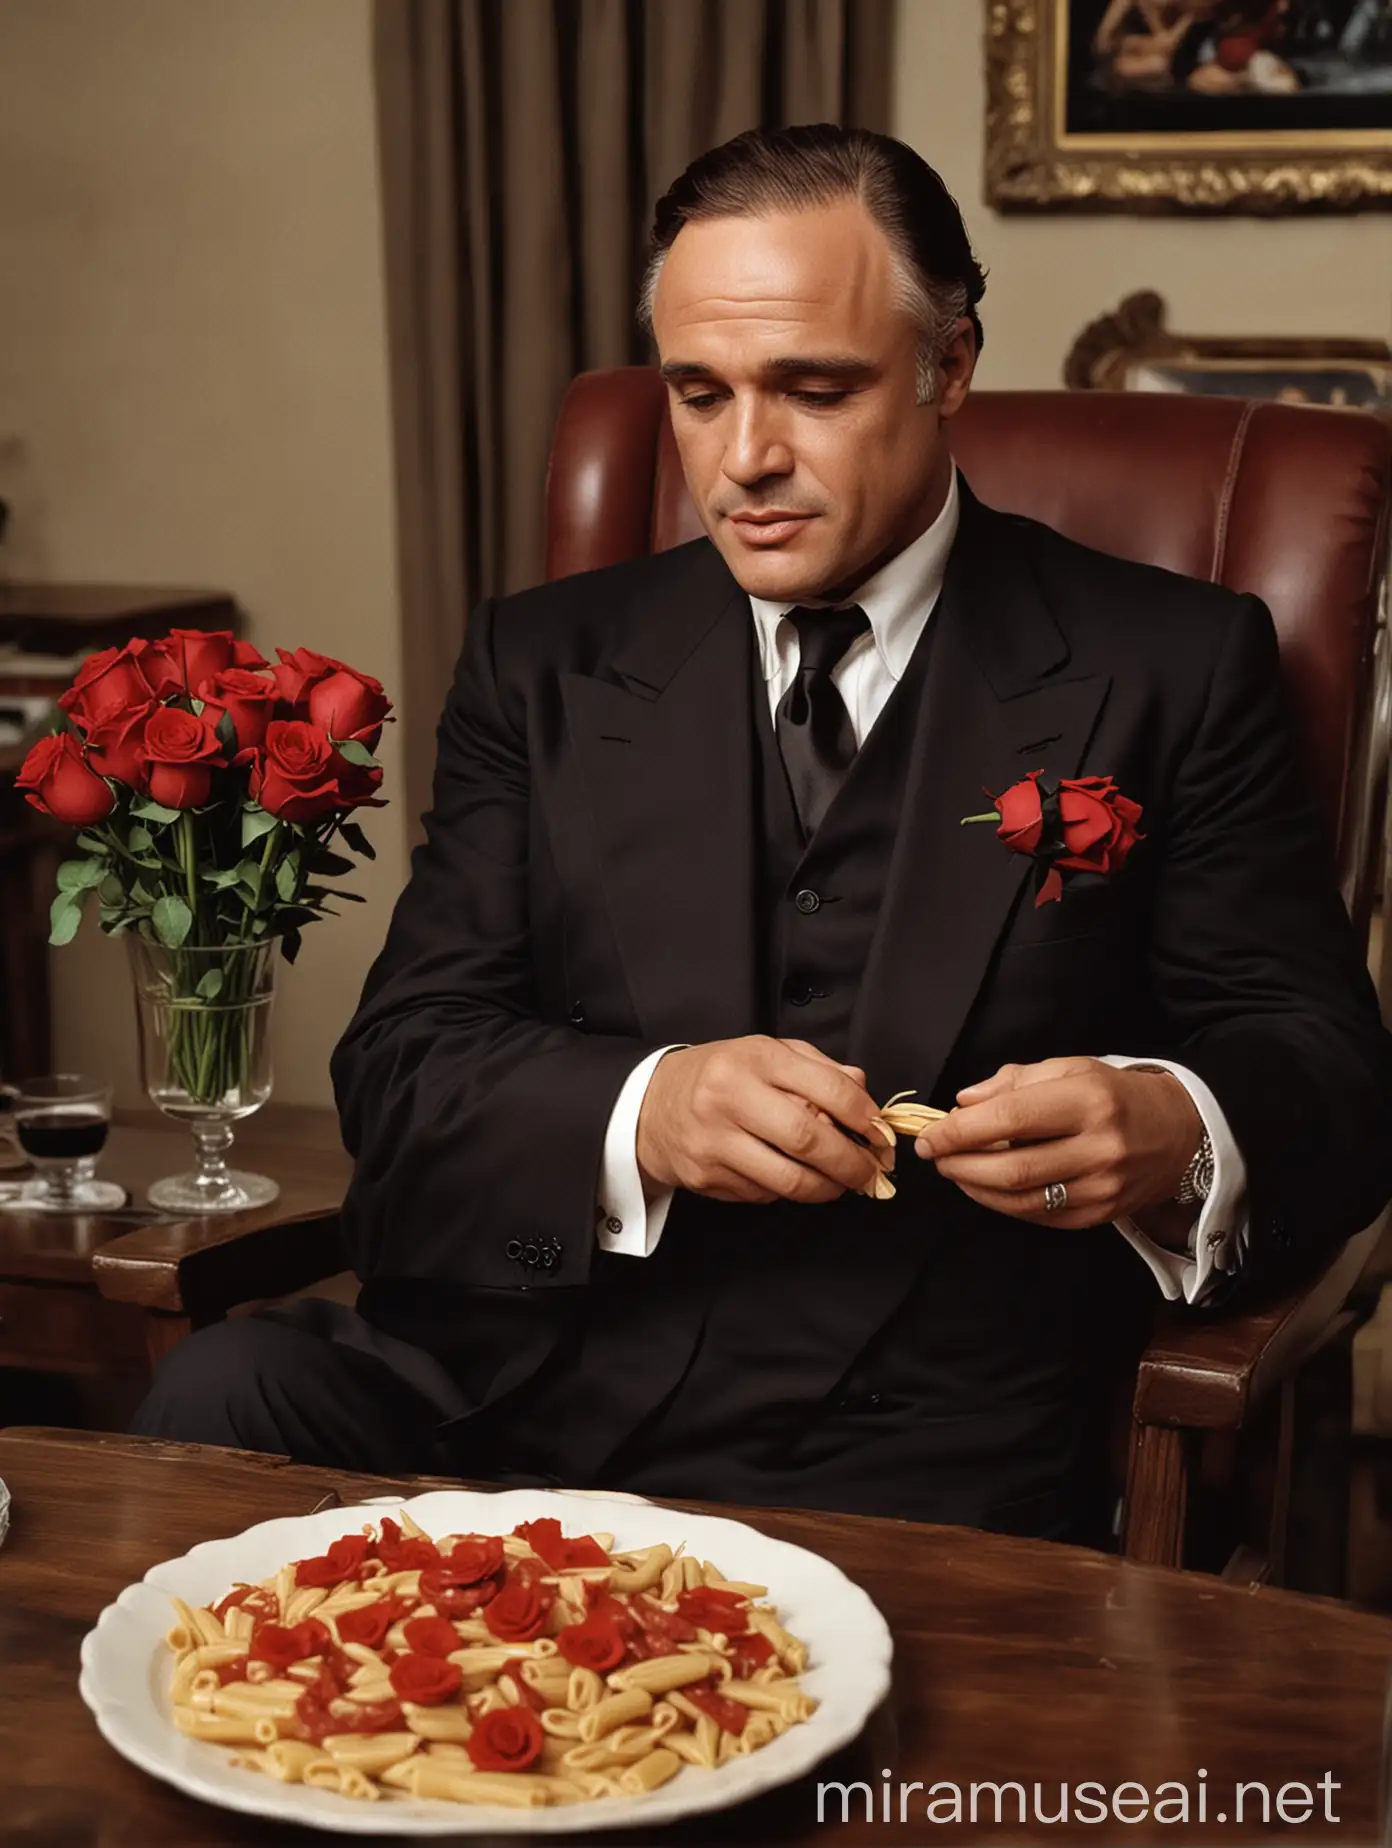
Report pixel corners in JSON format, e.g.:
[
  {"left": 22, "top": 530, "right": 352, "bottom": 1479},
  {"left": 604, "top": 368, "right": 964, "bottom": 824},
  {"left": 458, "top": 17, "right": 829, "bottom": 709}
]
[{"left": 635, "top": 1036, "right": 892, "bottom": 1205}]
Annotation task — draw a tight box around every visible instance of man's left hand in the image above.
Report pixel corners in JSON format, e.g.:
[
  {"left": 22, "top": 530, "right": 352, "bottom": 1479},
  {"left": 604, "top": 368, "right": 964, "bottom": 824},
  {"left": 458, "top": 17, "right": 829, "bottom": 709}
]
[{"left": 912, "top": 1057, "right": 1202, "bottom": 1229}]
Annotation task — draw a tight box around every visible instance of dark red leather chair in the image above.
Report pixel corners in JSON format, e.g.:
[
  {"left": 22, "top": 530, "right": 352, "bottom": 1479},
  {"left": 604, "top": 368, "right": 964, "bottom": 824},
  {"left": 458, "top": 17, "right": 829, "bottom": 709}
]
[{"left": 546, "top": 369, "right": 1392, "bottom": 1586}]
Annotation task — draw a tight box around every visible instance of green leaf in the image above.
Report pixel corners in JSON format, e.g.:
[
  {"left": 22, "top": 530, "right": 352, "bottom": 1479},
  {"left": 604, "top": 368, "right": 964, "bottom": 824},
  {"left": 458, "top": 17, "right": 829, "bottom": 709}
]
[
  {"left": 307, "top": 848, "right": 356, "bottom": 878},
  {"left": 279, "top": 928, "right": 302, "bottom": 966},
  {"left": 56, "top": 857, "right": 107, "bottom": 893},
  {"left": 131, "top": 798, "right": 184, "bottom": 826},
  {"left": 214, "top": 710, "right": 238, "bottom": 755},
  {"left": 49, "top": 892, "right": 84, "bottom": 946},
  {"left": 200, "top": 867, "right": 247, "bottom": 890},
  {"left": 76, "top": 831, "right": 110, "bottom": 854},
  {"left": 128, "top": 824, "right": 154, "bottom": 854},
  {"left": 336, "top": 740, "right": 378, "bottom": 769},
  {"left": 98, "top": 873, "right": 126, "bottom": 906},
  {"left": 241, "top": 806, "right": 278, "bottom": 847},
  {"left": 151, "top": 894, "right": 193, "bottom": 948},
  {"left": 337, "top": 821, "right": 375, "bottom": 860},
  {"left": 275, "top": 852, "right": 301, "bottom": 905},
  {"left": 195, "top": 966, "right": 225, "bottom": 1000}
]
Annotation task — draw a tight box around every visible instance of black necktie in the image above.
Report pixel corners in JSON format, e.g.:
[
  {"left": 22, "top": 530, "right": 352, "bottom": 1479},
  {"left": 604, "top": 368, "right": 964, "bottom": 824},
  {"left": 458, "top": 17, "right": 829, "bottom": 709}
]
[{"left": 774, "top": 605, "right": 871, "bottom": 840}]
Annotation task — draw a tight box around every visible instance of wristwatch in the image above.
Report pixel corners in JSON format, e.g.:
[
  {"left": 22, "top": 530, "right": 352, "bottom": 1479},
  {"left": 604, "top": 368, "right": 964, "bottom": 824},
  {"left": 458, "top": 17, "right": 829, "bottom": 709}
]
[{"left": 1174, "top": 1127, "right": 1215, "bottom": 1206}]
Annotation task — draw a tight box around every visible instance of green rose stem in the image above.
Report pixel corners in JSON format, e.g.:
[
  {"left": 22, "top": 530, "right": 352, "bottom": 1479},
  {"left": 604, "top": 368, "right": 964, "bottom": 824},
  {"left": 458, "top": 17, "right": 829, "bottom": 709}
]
[{"left": 960, "top": 811, "right": 1000, "bottom": 825}]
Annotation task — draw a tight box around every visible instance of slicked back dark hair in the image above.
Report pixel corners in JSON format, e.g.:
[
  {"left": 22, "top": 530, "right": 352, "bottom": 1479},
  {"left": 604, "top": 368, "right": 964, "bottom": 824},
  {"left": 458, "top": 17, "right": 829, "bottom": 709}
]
[{"left": 638, "top": 124, "right": 986, "bottom": 403}]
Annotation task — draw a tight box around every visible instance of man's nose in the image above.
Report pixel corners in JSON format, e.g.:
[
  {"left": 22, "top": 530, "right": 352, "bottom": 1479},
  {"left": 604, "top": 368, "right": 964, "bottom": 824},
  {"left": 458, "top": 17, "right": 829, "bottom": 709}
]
[{"left": 722, "top": 401, "right": 794, "bottom": 486}]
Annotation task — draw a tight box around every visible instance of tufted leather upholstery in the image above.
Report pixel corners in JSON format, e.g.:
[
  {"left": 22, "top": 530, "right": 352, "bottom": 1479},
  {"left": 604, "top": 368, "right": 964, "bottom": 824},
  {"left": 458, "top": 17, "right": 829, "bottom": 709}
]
[{"left": 546, "top": 369, "right": 1391, "bottom": 939}]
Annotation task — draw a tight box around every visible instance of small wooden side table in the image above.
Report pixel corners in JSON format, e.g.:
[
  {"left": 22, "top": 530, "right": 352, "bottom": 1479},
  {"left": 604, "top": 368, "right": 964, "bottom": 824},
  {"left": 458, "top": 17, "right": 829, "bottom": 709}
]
[{"left": 0, "top": 1108, "right": 350, "bottom": 1387}]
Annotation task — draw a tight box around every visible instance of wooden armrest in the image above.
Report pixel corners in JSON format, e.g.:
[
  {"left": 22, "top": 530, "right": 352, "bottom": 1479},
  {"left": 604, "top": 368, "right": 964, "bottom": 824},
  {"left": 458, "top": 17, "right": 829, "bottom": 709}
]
[
  {"left": 1133, "top": 1209, "right": 1388, "bottom": 1432},
  {"left": 92, "top": 1206, "right": 345, "bottom": 1322}
]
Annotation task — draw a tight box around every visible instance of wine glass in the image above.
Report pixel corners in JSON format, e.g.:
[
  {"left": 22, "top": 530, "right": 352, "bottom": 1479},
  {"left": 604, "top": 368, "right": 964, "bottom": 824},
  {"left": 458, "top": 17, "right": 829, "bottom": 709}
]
[{"left": 0, "top": 1074, "right": 126, "bottom": 1213}]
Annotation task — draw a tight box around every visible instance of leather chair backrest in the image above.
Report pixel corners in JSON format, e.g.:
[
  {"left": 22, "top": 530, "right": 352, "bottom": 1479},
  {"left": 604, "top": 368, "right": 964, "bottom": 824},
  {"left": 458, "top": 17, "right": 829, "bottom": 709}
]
[{"left": 546, "top": 369, "right": 1391, "bottom": 933}]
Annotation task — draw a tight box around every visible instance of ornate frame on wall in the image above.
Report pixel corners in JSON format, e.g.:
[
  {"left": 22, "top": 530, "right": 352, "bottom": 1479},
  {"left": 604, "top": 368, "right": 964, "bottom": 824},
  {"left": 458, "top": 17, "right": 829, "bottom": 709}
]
[
  {"left": 1064, "top": 290, "right": 1392, "bottom": 392},
  {"left": 986, "top": 0, "right": 1392, "bottom": 213}
]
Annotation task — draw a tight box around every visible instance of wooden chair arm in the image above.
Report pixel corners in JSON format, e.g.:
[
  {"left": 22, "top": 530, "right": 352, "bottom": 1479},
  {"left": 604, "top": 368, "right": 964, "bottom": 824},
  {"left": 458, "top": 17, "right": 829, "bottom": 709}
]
[
  {"left": 1134, "top": 1209, "right": 1388, "bottom": 1432},
  {"left": 92, "top": 1207, "right": 345, "bottom": 1323}
]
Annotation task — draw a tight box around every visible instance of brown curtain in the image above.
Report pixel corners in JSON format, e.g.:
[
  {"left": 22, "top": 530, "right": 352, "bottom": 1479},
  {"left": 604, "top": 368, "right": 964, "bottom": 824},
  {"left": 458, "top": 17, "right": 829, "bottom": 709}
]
[{"left": 373, "top": 0, "right": 896, "bottom": 825}]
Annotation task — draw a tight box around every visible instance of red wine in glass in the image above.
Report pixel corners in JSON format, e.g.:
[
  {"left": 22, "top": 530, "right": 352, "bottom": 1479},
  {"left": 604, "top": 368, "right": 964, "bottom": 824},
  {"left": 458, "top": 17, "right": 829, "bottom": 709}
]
[{"left": 16, "top": 1110, "right": 110, "bottom": 1163}]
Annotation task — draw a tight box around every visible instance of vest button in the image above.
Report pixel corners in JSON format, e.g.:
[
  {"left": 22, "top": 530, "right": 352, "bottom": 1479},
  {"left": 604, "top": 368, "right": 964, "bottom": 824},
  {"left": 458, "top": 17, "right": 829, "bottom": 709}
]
[
  {"left": 793, "top": 888, "right": 821, "bottom": 914},
  {"left": 784, "top": 976, "right": 815, "bottom": 1006}
]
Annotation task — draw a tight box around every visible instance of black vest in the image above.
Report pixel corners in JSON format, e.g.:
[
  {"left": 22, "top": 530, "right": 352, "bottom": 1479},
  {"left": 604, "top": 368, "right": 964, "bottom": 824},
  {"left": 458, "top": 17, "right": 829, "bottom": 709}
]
[{"left": 753, "top": 610, "right": 939, "bottom": 1060}]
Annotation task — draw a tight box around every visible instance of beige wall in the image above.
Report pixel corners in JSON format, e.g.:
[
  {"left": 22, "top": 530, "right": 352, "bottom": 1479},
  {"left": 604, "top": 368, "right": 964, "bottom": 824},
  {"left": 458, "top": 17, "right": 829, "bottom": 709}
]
[
  {"left": 893, "top": 0, "right": 1392, "bottom": 388},
  {"left": 0, "top": 0, "right": 404, "bottom": 1109}
]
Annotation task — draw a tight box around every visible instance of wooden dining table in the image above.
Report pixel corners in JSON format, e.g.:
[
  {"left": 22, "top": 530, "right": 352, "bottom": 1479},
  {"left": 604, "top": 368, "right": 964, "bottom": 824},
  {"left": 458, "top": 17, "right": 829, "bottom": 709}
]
[{"left": 3, "top": 1427, "right": 1391, "bottom": 1844}]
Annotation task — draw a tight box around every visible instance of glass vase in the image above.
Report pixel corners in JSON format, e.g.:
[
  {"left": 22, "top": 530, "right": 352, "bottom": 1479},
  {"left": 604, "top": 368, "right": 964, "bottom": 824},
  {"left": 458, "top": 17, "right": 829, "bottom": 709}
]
[{"left": 128, "top": 937, "right": 280, "bottom": 1213}]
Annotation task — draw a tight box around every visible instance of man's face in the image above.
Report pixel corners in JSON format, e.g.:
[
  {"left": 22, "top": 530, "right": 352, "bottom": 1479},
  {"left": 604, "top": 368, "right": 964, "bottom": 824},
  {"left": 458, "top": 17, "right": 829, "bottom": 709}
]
[{"left": 651, "top": 199, "right": 975, "bottom": 603}]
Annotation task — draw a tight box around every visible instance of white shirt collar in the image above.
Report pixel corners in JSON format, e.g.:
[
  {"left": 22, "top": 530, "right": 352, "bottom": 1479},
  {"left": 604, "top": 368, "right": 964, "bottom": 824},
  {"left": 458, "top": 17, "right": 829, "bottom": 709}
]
[{"left": 748, "top": 465, "right": 961, "bottom": 683}]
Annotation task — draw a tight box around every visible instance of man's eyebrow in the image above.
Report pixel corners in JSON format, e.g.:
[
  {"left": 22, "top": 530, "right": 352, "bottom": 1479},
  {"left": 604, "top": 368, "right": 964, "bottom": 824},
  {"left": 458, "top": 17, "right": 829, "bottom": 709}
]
[{"left": 659, "top": 355, "right": 877, "bottom": 384}]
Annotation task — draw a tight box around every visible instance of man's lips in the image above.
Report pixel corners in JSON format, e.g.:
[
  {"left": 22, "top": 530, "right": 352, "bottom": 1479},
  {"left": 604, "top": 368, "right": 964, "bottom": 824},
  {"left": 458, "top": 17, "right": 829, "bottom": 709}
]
[{"left": 727, "top": 512, "right": 816, "bottom": 547}]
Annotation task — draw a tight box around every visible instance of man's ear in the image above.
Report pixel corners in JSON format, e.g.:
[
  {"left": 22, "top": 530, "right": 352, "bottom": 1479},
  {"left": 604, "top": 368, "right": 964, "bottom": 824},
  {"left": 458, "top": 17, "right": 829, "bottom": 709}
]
[{"left": 935, "top": 320, "right": 978, "bottom": 422}]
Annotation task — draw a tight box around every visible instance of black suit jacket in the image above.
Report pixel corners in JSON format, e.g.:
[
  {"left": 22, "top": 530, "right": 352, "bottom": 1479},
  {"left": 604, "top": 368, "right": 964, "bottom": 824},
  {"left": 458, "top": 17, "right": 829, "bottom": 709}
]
[{"left": 332, "top": 484, "right": 1392, "bottom": 1431}]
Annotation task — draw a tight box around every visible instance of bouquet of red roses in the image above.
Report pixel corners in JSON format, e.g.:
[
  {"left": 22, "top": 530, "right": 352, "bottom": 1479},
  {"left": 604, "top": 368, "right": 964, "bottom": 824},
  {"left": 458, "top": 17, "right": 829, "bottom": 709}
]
[
  {"left": 15, "top": 628, "right": 390, "bottom": 1124},
  {"left": 16, "top": 627, "right": 388, "bottom": 956}
]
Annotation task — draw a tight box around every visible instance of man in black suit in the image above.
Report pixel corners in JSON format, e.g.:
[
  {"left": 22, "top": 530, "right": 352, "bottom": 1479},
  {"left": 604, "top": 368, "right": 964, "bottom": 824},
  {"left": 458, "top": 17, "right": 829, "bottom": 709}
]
[{"left": 133, "top": 126, "right": 1392, "bottom": 1543}]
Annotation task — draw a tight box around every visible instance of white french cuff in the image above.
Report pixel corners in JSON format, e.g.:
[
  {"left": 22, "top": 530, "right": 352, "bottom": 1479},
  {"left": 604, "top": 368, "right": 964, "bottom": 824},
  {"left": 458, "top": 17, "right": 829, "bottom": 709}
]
[
  {"left": 595, "top": 1045, "right": 688, "bottom": 1257},
  {"left": 1100, "top": 1054, "right": 1250, "bottom": 1305}
]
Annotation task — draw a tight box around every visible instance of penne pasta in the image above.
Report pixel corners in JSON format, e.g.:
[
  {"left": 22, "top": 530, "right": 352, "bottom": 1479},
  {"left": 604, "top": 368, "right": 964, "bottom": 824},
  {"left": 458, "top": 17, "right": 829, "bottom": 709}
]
[
  {"left": 608, "top": 1652, "right": 717, "bottom": 1695},
  {"left": 162, "top": 1508, "right": 816, "bottom": 1812},
  {"left": 565, "top": 1666, "right": 605, "bottom": 1711},
  {"left": 578, "top": 1687, "right": 653, "bottom": 1741},
  {"left": 619, "top": 1748, "right": 681, "bottom": 1793}
]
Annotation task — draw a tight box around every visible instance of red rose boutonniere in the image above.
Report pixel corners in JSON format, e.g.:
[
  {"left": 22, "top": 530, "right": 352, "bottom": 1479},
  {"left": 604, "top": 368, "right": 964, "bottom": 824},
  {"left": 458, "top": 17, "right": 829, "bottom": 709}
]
[{"left": 962, "top": 770, "right": 1144, "bottom": 907}]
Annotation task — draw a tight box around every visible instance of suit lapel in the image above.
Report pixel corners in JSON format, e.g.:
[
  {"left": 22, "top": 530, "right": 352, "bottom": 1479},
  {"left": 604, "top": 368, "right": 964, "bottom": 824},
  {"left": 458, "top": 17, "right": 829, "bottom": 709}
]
[
  {"left": 849, "top": 485, "right": 1112, "bottom": 1098},
  {"left": 562, "top": 545, "right": 760, "bottom": 1045}
]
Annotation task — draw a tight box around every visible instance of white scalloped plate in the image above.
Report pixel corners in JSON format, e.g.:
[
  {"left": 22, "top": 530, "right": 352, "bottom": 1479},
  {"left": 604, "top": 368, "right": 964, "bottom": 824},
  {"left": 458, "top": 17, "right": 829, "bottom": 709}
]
[{"left": 78, "top": 1486, "right": 893, "bottom": 1833}]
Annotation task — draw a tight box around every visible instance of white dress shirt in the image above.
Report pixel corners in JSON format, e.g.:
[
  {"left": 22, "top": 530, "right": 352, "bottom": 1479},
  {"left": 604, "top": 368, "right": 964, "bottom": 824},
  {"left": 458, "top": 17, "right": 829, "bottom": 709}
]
[{"left": 593, "top": 468, "right": 1248, "bottom": 1305}]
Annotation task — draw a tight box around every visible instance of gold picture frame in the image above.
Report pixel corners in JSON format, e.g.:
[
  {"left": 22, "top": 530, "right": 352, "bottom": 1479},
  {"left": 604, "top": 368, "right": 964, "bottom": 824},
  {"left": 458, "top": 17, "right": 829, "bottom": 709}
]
[
  {"left": 986, "top": 0, "right": 1392, "bottom": 212},
  {"left": 1065, "top": 290, "right": 1392, "bottom": 398}
]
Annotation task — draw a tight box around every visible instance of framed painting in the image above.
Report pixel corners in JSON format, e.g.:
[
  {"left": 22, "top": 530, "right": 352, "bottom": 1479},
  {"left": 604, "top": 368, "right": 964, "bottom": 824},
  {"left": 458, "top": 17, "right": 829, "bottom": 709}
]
[
  {"left": 986, "top": 0, "right": 1392, "bottom": 210},
  {"left": 1064, "top": 290, "right": 1392, "bottom": 397}
]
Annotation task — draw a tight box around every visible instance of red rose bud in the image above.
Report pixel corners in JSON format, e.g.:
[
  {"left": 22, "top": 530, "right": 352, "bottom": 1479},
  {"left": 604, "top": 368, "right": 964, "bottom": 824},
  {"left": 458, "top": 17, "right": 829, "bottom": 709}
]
[
  {"left": 1054, "top": 776, "right": 1144, "bottom": 875},
  {"left": 250, "top": 719, "right": 383, "bottom": 823},
  {"left": 294, "top": 1533, "right": 372, "bottom": 1588},
  {"left": 466, "top": 1705, "right": 545, "bottom": 1773},
  {"left": 335, "top": 1597, "right": 406, "bottom": 1649},
  {"left": 83, "top": 697, "right": 157, "bottom": 790},
  {"left": 198, "top": 668, "right": 279, "bottom": 754},
  {"left": 271, "top": 645, "right": 346, "bottom": 707},
  {"left": 58, "top": 643, "right": 162, "bottom": 727},
  {"left": 401, "top": 1616, "right": 460, "bottom": 1658},
  {"left": 307, "top": 666, "right": 391, "bottom": 750},
  {"left": 431, "top": 1535, "right": 504, "bottom": 1585},
  {"left": 555, "top": 1614, "right": 625, "bottom": 1672},
  {"left": 513, "top": 1518, "right": 609, "bottom": 1570},
  {"left": 481, "top": 1571, "right": 554, "bottom": 1643},
  {"left": 964, "top": 770, "right": 1144, "bottom": 907},
  {"left": 15, "top": 732, "right": 116, "bottom": 827},
  {"left": 387, "top": 1652, "right": 463, "bottom": 1705},
  {"left": 249, "top": 1619, "right": 331, "bottom": 1670},
  {"left": 142, "top": 705, "right": 225, "bottom": 810},
  {"left": 156, "top": 627, "right": 267, "bottom": 694},
  {"left": 993, "top": 772, "right": 1045, "bottom": 854}
]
